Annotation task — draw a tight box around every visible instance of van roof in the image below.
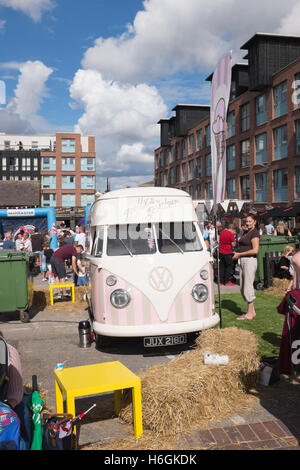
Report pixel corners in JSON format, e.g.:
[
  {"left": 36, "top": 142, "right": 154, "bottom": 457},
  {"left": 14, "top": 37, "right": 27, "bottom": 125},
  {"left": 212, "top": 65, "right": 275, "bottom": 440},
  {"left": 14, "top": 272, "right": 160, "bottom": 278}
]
[{"left": 99, "top": 187, "right": 190, "bottom": 200}]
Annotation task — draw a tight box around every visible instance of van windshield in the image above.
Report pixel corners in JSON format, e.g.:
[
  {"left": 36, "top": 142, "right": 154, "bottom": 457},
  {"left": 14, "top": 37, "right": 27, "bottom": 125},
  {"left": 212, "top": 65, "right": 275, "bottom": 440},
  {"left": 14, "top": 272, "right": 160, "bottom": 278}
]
[
  {"left": 155, "top": 222, "right": 202, "bottom": 253},
  {"left": 107, "top": 224, "right": 156, "bottom": 256}
]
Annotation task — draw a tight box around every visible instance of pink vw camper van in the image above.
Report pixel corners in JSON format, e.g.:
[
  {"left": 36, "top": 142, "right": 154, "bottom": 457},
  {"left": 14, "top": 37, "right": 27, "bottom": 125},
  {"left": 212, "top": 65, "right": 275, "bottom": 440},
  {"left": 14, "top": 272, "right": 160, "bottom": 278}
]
[{"left": 86, "top": 187, "right": 219, "bottom": 347}]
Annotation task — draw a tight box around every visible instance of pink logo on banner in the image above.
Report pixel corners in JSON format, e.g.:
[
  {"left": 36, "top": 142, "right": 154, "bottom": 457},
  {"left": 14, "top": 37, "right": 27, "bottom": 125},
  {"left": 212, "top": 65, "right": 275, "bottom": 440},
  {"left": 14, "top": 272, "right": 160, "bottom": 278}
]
[{"left": 211, "top": 52, "right": 232, "bottom": 212}]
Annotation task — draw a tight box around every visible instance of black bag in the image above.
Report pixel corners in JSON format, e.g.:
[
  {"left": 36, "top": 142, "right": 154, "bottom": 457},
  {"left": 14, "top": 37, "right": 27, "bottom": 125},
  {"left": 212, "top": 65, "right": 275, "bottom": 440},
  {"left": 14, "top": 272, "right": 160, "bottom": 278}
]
[
  {"left": 42, "top": 413, "right": 74, "bottom": 450},
  {"left": 0, "top": 336, "right": 9, "bottom": 403}
]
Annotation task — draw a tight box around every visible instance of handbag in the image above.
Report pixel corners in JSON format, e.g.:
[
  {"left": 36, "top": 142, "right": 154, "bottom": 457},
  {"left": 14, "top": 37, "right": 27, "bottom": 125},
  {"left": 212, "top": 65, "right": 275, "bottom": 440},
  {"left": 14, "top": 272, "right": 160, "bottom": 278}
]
[{"left": 42, "top": 413, "right": 74, "bottom": 450}]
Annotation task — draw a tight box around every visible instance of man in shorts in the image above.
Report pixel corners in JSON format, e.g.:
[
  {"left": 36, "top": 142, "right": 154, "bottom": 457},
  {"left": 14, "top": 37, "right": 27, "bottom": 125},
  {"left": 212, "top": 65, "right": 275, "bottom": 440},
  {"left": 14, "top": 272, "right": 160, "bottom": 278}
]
[{"left": 50, "top": 244, "right": 84, "bottom": 298}]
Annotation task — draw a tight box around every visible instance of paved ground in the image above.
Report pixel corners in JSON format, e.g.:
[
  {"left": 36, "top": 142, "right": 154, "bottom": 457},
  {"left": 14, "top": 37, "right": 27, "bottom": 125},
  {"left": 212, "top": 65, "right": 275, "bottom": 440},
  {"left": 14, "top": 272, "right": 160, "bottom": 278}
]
[{"left": 0, "top": 273, "right": 299, "bottom": 451}]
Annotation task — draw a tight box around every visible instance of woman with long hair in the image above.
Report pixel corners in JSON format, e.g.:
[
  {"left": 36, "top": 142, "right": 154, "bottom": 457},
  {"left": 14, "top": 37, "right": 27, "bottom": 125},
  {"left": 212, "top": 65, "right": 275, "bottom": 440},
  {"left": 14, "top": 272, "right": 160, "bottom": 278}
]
[
  {"left": 274, "top": 220, "right": 292, "bottom": 237},
  {"left": 232, "top": 212, "right": 260, "bottom": 320}
]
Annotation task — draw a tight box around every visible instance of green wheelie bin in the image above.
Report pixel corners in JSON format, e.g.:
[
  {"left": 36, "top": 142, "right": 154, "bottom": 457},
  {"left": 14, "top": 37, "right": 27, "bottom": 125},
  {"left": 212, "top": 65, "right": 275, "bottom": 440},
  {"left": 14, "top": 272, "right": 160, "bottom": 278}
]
[
  {"left": 255, "top": 235, "right": 299, "bottom": 289},
  {"left": 0, "top": 250, "right": 34, "bottom": 322}
]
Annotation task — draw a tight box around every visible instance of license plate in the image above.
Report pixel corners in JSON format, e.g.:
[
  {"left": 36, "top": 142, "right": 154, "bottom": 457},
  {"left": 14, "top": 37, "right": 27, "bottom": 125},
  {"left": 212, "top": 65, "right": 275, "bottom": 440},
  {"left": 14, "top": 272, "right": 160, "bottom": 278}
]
[{"left": 143, "top": 334, "right": 187, "bottom": 348}]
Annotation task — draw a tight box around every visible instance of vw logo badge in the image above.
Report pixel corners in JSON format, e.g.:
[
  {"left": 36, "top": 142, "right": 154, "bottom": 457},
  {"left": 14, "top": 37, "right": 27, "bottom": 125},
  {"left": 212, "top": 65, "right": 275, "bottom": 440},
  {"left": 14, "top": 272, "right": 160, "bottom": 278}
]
[{"left": 149, "top": 267, "right": 173, "bottom": 292}]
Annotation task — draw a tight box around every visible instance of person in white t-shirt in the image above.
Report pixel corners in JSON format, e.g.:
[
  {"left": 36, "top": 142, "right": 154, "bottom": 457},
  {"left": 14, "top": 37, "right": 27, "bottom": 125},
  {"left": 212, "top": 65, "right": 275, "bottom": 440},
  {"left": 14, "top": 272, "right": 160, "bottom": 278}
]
[
  {"left": 75, "top": 226, "right": 86, "bottom": 251},
  {"left": 15, "top": 232, "right": 24, "bottom": 251},
  {"left": 23, "top": 232, "right": 32, "bottom": 253}
]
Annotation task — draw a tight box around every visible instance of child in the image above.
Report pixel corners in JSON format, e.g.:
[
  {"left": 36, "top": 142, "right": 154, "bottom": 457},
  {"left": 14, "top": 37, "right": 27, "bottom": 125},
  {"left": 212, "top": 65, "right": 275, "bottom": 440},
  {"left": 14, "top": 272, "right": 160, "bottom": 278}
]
[
  {"left": 287, "top": 251, "right": 300, "bottom": 292},
  {"left": 40, "top": 242, "right": 53, "bottom": 282},
  {"left": 276, "top": 245, "right": 294, "bottom": 280},
  {"left": 76, "top": 254, "right": 88, "bottom": 286}
]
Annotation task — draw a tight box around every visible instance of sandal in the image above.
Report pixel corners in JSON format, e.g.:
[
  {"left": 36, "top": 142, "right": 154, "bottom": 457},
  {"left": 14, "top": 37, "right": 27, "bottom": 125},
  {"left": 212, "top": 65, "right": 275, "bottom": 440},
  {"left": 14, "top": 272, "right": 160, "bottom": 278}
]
[{"left": 237, "top": 314, "right": 254, "bottom": 321}]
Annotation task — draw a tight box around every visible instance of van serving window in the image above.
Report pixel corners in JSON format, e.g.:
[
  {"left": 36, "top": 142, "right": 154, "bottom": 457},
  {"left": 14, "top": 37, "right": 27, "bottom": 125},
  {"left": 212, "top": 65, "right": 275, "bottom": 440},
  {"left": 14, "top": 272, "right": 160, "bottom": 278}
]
[
  {"left": 107, "top": 224, "right": 156, "bottom": 256},
  {"left": 155, "top": 222, "right": 202, "bottom": 254}
]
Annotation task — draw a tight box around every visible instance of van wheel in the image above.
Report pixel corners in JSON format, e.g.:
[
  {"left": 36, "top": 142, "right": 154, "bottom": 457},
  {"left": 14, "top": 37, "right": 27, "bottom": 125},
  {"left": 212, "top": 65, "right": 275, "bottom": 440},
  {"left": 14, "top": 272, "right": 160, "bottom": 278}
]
[
  {"left": 20, "top": 310, "right": 30, "bottom": 323},
  {"left": 95, "top": 334, "right": 109, "bottom": 349}
]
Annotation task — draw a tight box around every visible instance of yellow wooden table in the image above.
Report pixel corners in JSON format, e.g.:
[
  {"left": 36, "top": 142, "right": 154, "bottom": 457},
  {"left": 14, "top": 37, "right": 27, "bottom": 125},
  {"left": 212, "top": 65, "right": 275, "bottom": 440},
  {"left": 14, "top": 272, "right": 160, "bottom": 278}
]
[
  {"left": 54, "top": 361, "right": 143, "bottom": 439},
  {"left": 49, "top": 282, "right": 75, "bottom": 305}
]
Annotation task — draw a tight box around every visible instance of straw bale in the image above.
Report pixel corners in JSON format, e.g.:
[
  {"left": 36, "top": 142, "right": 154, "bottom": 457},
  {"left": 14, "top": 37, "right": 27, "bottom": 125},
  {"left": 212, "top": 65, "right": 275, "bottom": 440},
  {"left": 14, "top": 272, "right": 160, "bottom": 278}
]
[
  {"left": 119, "top": 327, "right": 260, "bottom": 438},
  {"left": 264, "top": 278, "right": 290, "bottom": 298}
]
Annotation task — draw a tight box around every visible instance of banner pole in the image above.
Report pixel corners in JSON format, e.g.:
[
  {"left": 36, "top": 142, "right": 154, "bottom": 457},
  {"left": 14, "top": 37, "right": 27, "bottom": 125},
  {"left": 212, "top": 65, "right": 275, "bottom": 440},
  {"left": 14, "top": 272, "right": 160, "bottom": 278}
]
[{"left": 214, "top": 212, "right": 222, "bottom": 329}]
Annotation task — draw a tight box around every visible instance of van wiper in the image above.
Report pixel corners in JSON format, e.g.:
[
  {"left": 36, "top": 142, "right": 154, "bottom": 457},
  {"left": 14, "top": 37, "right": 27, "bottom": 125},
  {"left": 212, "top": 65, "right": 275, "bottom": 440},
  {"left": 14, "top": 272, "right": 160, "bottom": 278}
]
[
  {"left": 159, "top": 228, "right": 184, "bottom": 254},
  {"left": 117, "top": 236, "right": 133, "bottom": 257}
]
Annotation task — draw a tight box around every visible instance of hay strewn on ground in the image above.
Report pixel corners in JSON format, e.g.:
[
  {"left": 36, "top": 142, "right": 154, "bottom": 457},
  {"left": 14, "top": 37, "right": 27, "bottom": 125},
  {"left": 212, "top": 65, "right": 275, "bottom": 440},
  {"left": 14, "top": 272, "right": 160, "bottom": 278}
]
[
  {"left": 32, "top": 286, "right": 90, "bottom": 312},
  {"left": 119, "top": 327, "right": 260, "bottom": 438},
  {"left": 264, "top": 278, "right": 290, "bottom": 298}
]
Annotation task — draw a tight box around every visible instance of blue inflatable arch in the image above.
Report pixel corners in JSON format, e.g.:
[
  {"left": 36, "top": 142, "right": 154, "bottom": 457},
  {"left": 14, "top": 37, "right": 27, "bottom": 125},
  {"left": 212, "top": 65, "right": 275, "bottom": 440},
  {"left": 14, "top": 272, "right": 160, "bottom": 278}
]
[{"left": 0, "top": 207, "right": 58, "bottom": 250}]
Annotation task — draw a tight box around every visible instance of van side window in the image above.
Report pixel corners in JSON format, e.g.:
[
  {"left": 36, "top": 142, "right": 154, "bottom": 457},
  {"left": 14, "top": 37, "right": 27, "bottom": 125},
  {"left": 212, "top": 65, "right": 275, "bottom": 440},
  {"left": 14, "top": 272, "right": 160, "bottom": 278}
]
[
  {"left": 156, "top": 222, "right": 202, "bottom": 253},
  {"left": 92, "top": 227, "right": 104, "bottom": 257},
  {"left": 107, "top": 224, "right": 156, "bottom": 256}
]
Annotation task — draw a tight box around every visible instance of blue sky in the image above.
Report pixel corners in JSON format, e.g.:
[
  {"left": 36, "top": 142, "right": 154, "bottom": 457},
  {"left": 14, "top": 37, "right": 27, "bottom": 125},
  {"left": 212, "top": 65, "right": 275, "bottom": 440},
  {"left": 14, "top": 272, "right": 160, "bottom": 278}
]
[{"left": 0, "top": 0, "right": 299, "bottom": 191}]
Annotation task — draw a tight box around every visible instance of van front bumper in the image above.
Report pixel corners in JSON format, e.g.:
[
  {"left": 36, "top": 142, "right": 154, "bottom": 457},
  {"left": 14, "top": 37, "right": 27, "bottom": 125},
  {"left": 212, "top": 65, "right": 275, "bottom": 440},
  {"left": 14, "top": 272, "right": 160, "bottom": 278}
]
[{"left": 93, "top": 313, "right": 220, "bottom": 337}]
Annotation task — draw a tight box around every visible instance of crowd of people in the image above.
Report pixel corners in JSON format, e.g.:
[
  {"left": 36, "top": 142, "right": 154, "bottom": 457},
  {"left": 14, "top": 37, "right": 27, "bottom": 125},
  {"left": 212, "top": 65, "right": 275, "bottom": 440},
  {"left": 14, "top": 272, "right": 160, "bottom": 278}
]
[
  {"left": 205, "top": 215, "right": 299, "bottom": 321},
  {"left": 0, "top": 224, "right": 88, "bottom": 288}
]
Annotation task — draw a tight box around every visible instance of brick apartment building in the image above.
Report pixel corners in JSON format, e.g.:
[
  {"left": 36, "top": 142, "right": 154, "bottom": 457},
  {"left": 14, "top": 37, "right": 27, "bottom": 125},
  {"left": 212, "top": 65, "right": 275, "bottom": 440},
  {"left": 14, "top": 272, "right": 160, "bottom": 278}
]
[
  {"left": 154, "top": 33, "right": 300, "bottom": 209},
  {"left": 0, "top": 132, "right": 96, "bottom": 209}
]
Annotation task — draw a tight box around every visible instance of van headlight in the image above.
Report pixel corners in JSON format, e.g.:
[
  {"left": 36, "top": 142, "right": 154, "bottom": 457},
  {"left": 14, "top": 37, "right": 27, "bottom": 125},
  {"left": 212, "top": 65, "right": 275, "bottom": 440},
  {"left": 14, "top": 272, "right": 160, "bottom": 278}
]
[
  {"left": 106, "top": 275, "right": 117, "bottom": 286},
  {"left": 192, "top": 284, "right": 208, "bottom": 303},
  {"left": 200, "top": 269, "right": 209, "bottom": 281},
  {"left": 110, "top": 289, "right": 131, "bottom": 309}
]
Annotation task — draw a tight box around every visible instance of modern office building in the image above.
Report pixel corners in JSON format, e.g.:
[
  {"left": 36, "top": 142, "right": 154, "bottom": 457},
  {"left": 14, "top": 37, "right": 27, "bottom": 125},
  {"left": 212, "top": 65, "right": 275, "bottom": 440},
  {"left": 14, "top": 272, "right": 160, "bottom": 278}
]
[
  {"left": 154, "top": 33, "right": 300, "bottom": 208},
  {"left": 0, "top": 132, "right": 96, "bottom": 209}
]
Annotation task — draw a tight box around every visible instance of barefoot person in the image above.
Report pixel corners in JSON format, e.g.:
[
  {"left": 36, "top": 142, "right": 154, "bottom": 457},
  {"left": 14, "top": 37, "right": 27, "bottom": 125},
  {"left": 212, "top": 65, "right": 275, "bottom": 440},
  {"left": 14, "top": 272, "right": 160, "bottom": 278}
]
[{"left": 232, "top": 213, "right": 260, "bottom": 320}]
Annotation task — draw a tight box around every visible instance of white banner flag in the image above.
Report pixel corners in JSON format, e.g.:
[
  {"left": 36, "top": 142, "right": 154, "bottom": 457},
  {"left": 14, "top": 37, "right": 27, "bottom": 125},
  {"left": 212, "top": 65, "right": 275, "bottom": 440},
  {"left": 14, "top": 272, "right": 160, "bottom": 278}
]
[{"left": 211, "top": 52, "right": 232, "bottom": 214}]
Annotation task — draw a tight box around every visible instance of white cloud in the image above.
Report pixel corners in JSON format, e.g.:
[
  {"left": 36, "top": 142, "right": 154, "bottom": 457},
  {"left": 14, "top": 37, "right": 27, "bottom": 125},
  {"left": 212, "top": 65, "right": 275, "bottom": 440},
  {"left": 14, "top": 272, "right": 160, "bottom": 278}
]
[
  {"left": 0, "top": 0, "right": 54, "bottom": 22},
  {"left": 0, "top": 60, "right": 53, "bottom": 134},
  {"left": 69, "top": 68, "right": 167, "bottom": 190},
  {"left": 82, "top": 0, "right": 299, "bottom": 84}
]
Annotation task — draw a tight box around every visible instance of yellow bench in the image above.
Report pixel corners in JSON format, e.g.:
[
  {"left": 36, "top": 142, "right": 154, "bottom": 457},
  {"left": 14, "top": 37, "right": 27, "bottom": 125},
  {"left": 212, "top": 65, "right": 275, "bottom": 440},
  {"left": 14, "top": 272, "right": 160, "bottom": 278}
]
[
  {"left": 49, "top": 282, "right": 75, "bottom": 305},
  {"left": 54, "top": 361, "right": 143, "bottom": 439}
]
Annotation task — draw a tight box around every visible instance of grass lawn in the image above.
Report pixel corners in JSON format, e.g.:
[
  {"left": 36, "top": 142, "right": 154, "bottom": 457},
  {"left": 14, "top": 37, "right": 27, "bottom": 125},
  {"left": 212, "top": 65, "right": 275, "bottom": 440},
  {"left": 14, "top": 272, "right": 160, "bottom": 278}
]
[{"left": 217, "top": 292, "right": 285, "bottom": 358}]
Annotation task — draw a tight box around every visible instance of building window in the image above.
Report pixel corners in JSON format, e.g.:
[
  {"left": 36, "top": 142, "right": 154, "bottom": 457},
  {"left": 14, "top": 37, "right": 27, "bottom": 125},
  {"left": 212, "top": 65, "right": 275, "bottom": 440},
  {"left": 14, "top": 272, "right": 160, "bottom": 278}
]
[
  {"left": 274, "top": 168, "right": 288, "bottom": 202},
  {"left": 241, "top": 140, "right": 250, "bottom": 167},
  {"left": 256, "top": 94, "right": 267, "bottom": 126},
  {"left": 196, "top": 184, "right": 204, "bottom": 199},
  {"left": 176, "top": 142, "right": 180, "bottom": 160},
  {"left": 189, "top": 160, "right": 194, "bottom": 180},
  {"left": 176, "top": 165, "right": 180, "bottom": 182},
  {"left": 31, "top": 141, "right": 38, "bottom": 149},
  {"left": 255, "top": 173, "right": 267, "bottom": 202},
  {"left": 182, "top": 139, "right": 186, "bottom": 158},
  {"left": 61, "top": 138, "right": 76, "bottom": 153},
  {"left": 42, "top": 157, "right": 56, "bottom": 171},
  {"left": 274, "top": 81, "right": 287, "bottom": 118},
  {"left": 296, "top": 120, "right": 300, "bottom": 155},
  {"left": 227, "top": 178, "right": 236, "bottom": 199},
  {"left": 170, "top": 146, "right": 174, "bottom": 163},
  {"left": 62, "top": 175, "right": 76, "bottom": 189},
  {"left": 205, "top": 154, "right": 211, "bottom": 176},
  {"left": 169, "top": 167, "right": 174, "bottom": 184},
  {"left": 196, "top": 129, "right": 203, "bottom": 150},
  {"left": 33, "top": 157, "right": 38, "bottom": 171},
  {"left": 62, "top": 157, "right": 75, "bottom": 171},
  {"left": 296, "top": 167, "right": 300, "bottom": 200},
  {"left": 205, "top": 124, "right": 211, "bottom": 147},
  {"left": 81, "top": 175, "right": 95, "bottom": 190},
  {"left": 22, "top": 157, "right": 31, "bottom": 171},
  {"left": 164, "top": 149, "right": 168, "bottom": 166},
  {"left": 294, "top": 72, "right": 300, "bottom": 109},
  {"left": 4, "top": 140, "right": 10, "bottom": 150},
  {"left": 241, "top": 176, "right": 250, "bottom": 200},
  {"left": 42, "top": 193, "right": 56, "bottom": 207},
  {"left": 206, "top": 182, "right": 213, "bottom": 199},
  {"left": 2, "top": 157, "right": 6, "bottom": 170},
  {"left": 227, "top": 145, "right": 235, "bottom": 172},
  {"left": 227, "top": 111, "right": 235, "bottom": 138},
  {"left": 189, "top": 134, "right": 194, "bottom": 155},
  {"left": 182, "top": 163, "right": 186, "bottom": 182},
  {"left": 42, "top": 175, "right": 56, "bottom": 189},
  {"left": 255, "top": 133, "right": 267, "bottom": 164},
  {"left": 81, "top": 157, "right": 95, "bottom": 171},
  {"left": 189, "top": 185, "right": 194, "bottom": 199},
  {"left": 241, "top": 103, "right": 250, "bottom": 132},
  {"left": 196, "top": 157, "right": 202, "bottom": 178},
  {"left": 62, "top": 194, "right": 76, "bottom": 207},
  {"left": 273, "top": 125, "right": 287, "bottom": 160},
  {"left": 164, "top": 170, "right": 169, "bottom": 186},
  {"left": 81, "top": 194, "right": 95, "bottom": 206}
]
